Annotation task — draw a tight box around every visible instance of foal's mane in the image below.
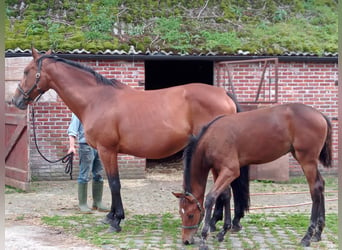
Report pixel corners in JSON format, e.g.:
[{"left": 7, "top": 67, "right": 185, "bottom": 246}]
[
  {"left": 183, "top": 115, "right": 225, "bottom": 193},
  {"left": 37, "top": 55, "right": 124, "bottom": 89}
]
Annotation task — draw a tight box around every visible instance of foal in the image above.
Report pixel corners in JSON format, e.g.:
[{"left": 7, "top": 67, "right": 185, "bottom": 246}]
[{"left": 175, "top": 103, "right": 332, "bottom": 248}]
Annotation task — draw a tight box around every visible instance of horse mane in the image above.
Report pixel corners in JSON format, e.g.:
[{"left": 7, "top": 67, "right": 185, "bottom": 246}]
[
  {"left": 37, "top": 55, "right": 124, "bottom": 89},
  {"left": 183, "top": 115, "right": 226, "bottom": 193}
]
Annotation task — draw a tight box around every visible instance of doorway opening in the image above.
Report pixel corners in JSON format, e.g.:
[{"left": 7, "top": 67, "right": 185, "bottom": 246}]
[
  {"left": 144, "top": 60, "right": 213, "bottom": 169},
  {"left": 145, "top": 60, "right": 213, "bottom": 90}
]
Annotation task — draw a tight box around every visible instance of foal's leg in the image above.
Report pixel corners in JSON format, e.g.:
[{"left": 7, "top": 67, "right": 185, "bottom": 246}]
[
  {"left": 300, "top": 162, "right": 325, "bottom": 247},
  {"left": 98, "top": 150, "right": 125, "bottom": 233},
  {"left": 209, "top": 169, "right": 231, "bottom": 232},
  {"left": 209, "top": 193, "right": 225, "bottom": 232},
  {"left": 200, "top": 166, "right": 240, "bottom": 248},
  {"left": 216, "top": 187, "right": 232, "bottom": 242}
]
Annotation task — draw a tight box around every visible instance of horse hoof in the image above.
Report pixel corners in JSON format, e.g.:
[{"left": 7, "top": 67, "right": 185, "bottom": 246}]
[
  {"left": 230, "top": 225, "right": 242, "bottom": 233},
  {"left": 300, "top": 239, "right": 311, "bottom": 247},
  {"left": 312, "top": 235, "right": 321, "bottom": 242},
  {"left": 199, "top": 244, "right": 209, "bottom": 250},
  {"left": 107, "top": 225, "right": 122, "bottom": 233},
  {"left": 217, "top": 232, "right": 224, "bottom": 242}
]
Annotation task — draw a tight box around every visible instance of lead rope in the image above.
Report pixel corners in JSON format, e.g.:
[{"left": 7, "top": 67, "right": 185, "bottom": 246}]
[{"left": 31, "top": 106, "right": 74, "bottom": 179}]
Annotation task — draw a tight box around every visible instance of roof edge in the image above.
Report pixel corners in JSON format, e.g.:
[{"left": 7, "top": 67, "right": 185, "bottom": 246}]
[{"left": 5, "top": 50, "right": 338, "bottom": 63}]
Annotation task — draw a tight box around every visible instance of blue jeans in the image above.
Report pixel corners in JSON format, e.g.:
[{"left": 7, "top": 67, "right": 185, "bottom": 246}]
[{"left": 78, "top": 143, "right": 104, "bottom": 184}]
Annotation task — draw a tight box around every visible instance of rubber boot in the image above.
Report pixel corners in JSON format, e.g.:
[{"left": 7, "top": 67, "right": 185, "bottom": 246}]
[
  {"left": 92, "top": 181, "right": 110, "bottom": 212},
  {"left": 78, "top": 183, "right": 93, "bottom": 214}
]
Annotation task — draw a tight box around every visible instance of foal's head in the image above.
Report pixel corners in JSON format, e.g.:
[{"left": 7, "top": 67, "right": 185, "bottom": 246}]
[{"left": 173, "top": 192, "right": 204, "bottom": 245}]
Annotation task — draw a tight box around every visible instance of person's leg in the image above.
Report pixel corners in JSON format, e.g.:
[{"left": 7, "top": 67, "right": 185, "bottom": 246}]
[
  {"left": 91, "top": 149, "right": 109, "bottom": 212},
  {"left": 77, "top": 143, "right": 93, "bottom": 213}
]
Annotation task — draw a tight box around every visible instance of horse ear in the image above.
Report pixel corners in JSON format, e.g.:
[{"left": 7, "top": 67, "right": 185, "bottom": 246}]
[
  {"left": 184, "top": 193, "right": 196, "bottom": 203},
  {"left": 46, "top": 49, "right": 52, "bottom": 55},
  {"left": 172, "top": 192, "right": 184, "bottom": 199},
  {"left": 31, "top": 46, "right": 40, "bottom": 60}
]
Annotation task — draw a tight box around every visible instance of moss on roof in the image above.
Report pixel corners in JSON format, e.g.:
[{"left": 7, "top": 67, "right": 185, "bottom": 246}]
[{"left": 5, "top": 0, "right": 338, "bottom": 55}]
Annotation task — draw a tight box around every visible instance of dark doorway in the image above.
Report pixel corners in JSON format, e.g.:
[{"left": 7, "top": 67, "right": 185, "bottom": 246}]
[
  {"left": 144, "top": 60, "right": 214, "bottom": 169},
  {"left": 145, "top": 60, "right": 213, "bottom": 90}
]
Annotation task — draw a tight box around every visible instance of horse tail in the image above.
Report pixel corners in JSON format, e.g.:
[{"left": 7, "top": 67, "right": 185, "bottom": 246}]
[
  {"left": 226, "top": 91, "right": 251, "bottom": 214},
  {"left": 319, "top": 115, "right": 332, "bottom": 167},
  {"left": 226, "top": 91, "right": 244, "bottom": 112},
  {"left": 231, "top": 165, "right": 250, "bottom": 215}
]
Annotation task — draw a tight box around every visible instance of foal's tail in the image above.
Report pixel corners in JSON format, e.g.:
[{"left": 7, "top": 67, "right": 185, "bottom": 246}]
[
  {"left": 319, "top": 115, "right": 333, "bottom": 167},
  {"left": 226, "top": 91, "right": 250, "bottom": 214}
]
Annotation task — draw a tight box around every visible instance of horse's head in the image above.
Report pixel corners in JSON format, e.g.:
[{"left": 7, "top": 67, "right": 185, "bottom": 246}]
[
  {"left": 12, "top": 47, "right": 52, "bottom": 110},
  {"left": 173, "top": 192, "right": 204, "bottom": 245}
]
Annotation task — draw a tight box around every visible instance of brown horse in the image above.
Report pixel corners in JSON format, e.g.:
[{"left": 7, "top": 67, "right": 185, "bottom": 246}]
[
  {"left": 11, "top": 47, "right": 249, "bottom": 233},
  {"left": 174, "top": 103, "right": 332, "bottom": 248}
]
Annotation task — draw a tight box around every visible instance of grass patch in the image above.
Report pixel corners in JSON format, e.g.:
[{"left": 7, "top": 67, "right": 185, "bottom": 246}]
[
  {"left": 283, "top": 175, "right": 338, "bottom": 186},
  {"left": 42, "top": 213, "right": 182, "bottom": 248},
  {"left": 41, "top": 212, "right": 338, "bottom": 249},
  {"left": 5, "top": 185, "right": 26, "bottom": 194},
  {"left": 251, "top": 175, "right": 338, "bottom": 193},
  {"left": 254, "top": 175, "right": 337, "bottom": 187}
]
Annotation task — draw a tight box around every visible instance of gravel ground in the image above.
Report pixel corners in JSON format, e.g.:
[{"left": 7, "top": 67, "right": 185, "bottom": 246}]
[{"left": 5, "top": 169, "right": 338, "bottom": 249}]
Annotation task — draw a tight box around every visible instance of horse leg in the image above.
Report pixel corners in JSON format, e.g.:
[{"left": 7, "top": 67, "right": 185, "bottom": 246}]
[
  {"left": 106, "top": 174, "right": 125, "bottom": 232},
  {"left": 312, "top": 172, "right": 326, "bottom": 242},
  {"left": 300, "top": 162, "right": 325, "bottom": 247},
  {"left": 201, "top": 166, "right": 240, "bottom": 247},
  {"left": 216, "top": 187, "right": 232, "bottom": 242},
  {"left": 209, "top": 192, "right": 225, "bottom": 232},
  {"left": 98, "top": 150, "right": 125, "bottom": 233},
  {"left": 199, "top": 194, "right": 216, "bottom": 249},
  {"left": 209, "top": 167, "right": 231, "bottom": 232}
]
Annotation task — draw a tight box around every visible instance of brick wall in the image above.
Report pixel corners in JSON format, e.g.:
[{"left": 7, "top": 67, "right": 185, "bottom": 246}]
[
  {"left": 29, "top": 101, "right": 72, "bottom": 180},
  {"left": 5, "top": 57, "right": 338, "bottom": 180},
  {"left": 215, "top": 60, "right": 338, "bottom": 175}
]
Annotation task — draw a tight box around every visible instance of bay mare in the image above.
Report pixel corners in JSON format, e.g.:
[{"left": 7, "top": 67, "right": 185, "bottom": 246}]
[
  {"left": 11, "top": 48, "right": 249, "bottom": 233},
  {"left": 174, "top": 103, "right": 332, "bottom": 248}
]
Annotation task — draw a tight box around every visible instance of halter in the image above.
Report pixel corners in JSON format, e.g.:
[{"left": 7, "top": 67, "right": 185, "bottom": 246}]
[
  {"left": 16, "top": 56, "right": 47, "bottom": 102},
  {"left": 16, "top": 54, "right": 74, "bottom": 179},
  {"left": 181, "top": 192, "right": 205, "bottom": 229}
]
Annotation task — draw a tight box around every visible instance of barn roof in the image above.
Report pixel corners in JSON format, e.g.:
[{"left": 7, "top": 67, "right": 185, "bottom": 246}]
[
  {"left": 5, "top": 1, "right": 337, "bottom": 59},
  {"left": 5, "top": 47, "right": 338, "bottom": 63}
]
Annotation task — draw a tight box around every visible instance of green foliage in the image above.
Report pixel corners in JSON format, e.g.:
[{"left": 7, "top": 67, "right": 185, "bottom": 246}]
[
  {"left": 83, "top": 1, "right": 118, "bottom": 41},
  {"left": 4, "top": 0, "right": 338, "bottom": 54},
  {"left": 41, "top": 212, "right": 338, "bottom": 248},
  {"left": 42, "top": 213, "right": 182, "bottom": 247},
  {"left": 153, "top": 17, "right": 193, "bottom": 52},
  {"left": 155, "top": 17, "right": 183, "bottom": 43},
  {"left": 5, "top": 185, "right": 26, "bottom": 194},
  {"left": 201, "top": 31, "right": 240, "bottom": 52}
]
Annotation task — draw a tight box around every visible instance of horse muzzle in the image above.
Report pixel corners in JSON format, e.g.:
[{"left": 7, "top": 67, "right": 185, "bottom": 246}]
[
  {"left": 183, "top": 237, "right": 195, "bottom": 245},
  {"left": 182, "top": 230, "right": 196, "bottom": 245},
  {"left": 12, "top": 95, "right": 29, "bottom": 110}
]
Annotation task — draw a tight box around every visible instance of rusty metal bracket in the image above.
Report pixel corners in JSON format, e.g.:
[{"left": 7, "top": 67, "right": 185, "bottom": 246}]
[{"left": 216, "top": 58, "right": 279, "bottom": 104}]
